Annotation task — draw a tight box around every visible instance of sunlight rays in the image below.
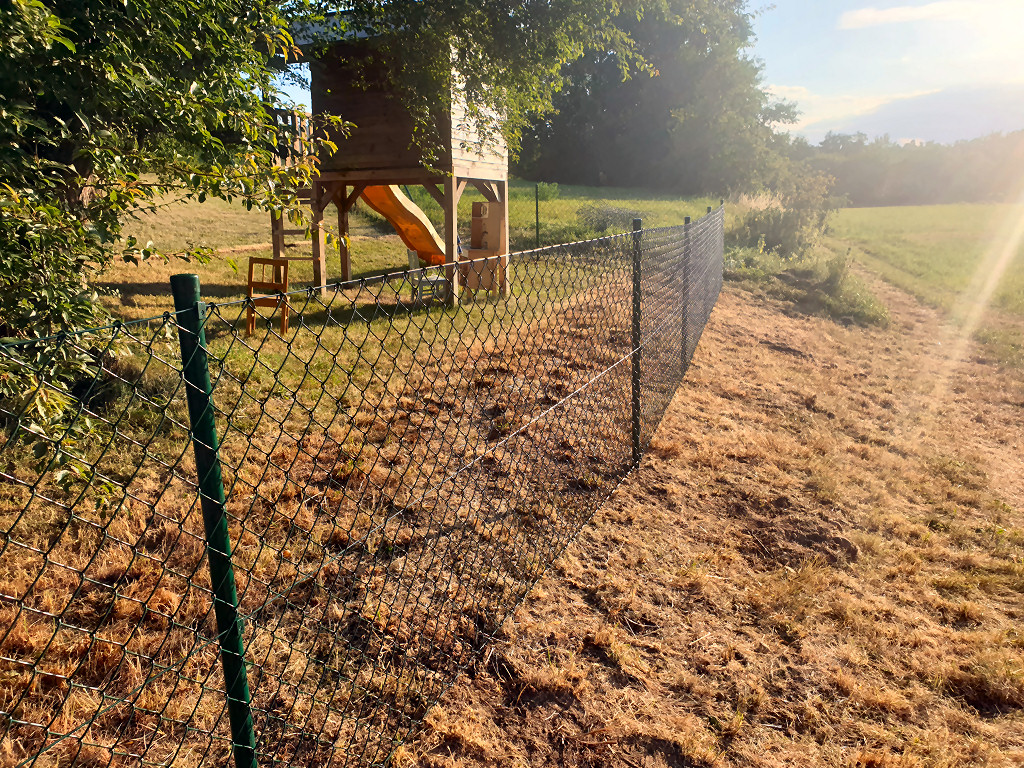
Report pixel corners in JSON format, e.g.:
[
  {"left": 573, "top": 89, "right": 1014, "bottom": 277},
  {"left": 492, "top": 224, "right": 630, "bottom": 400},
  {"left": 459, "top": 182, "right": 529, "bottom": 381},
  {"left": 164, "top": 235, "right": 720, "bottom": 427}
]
[{"left": 921, "top": 186, "right": 1024, "bottom": 405}]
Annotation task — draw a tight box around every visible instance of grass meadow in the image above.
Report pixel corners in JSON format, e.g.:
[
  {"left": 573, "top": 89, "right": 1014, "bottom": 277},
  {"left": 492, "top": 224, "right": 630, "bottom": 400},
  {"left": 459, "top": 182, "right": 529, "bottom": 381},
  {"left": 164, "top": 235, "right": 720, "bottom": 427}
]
[{"left": 829, "top": 204, "right": 1024, "bottom": 367}]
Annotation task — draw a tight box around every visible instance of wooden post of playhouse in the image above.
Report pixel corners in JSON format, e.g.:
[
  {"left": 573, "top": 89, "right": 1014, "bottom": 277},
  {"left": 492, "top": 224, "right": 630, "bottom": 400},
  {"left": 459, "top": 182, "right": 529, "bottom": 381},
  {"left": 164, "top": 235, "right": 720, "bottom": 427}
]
[
  {"left": 269, "top": 211, "right": 286, "bottom": 283},
  {"left": 270, "top": 211, "right": 285, "bottom": 259},
  {"left": 498, "top": 179, "right": 510, "bottom": 297},
  {"left": 310, "top": 179, "right": 328, "bottom": 295},
  {"left": 336, "top": 184, "right": 364, "bottom": 283},
  {"left": 444, "top": 176, "right": 461, "bottom": 306},
  {"left": 338, "top": 186, "right": 351, "bottom": 283}
]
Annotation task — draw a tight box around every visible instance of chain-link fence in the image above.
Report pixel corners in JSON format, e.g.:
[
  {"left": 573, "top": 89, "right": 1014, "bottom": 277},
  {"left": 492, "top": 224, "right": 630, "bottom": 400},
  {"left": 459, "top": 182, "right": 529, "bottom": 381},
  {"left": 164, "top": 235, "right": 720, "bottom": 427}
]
[{"left": 0, "top": 207, "right": 724, "bottom": 767}]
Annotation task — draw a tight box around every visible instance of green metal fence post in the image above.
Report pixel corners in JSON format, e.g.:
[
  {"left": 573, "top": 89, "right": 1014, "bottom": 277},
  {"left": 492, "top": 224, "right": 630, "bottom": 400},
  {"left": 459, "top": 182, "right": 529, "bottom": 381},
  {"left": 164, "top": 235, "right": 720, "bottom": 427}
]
[
  {"left": 682, "top": 216, "right": 692, "bottom": 369},
  {"left": 535, "top": 183, "right": 541, "bottom": 248},
  {"left": 170, "top": 274, "right": 258, "bottom": 768},
  {"left": 631, "top": 218, "right": 643, "bottom": 467}
]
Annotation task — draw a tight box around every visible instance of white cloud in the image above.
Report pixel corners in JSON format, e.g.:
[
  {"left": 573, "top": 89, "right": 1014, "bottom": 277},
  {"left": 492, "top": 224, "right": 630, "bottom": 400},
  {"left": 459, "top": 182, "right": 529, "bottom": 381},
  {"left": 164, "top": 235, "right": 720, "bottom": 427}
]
[
  {"left": 839, "top": 1, "right": 974, "bottom": 29},
  {"left": 835, "top": 1, "right": 1024, "bottom": 85},
  {"left": 767, "top": 84, "right": 938, "bottom": 132}
]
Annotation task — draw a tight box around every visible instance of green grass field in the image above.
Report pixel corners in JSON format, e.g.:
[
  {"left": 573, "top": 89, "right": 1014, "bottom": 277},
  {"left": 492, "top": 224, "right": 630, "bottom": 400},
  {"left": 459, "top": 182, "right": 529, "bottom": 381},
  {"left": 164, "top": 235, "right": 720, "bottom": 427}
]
[
  {"left": 115, "top": 191, "right": 1024, "bottom": 371},
  {"left": 110, "top": 180, "right": 715, "bottom": 320},
  {"left": 829, "top": 204, "right": 1024, "bottom": 314},
  {"left": 828, "top": 204, "right": 1024, "bottom": 366}
]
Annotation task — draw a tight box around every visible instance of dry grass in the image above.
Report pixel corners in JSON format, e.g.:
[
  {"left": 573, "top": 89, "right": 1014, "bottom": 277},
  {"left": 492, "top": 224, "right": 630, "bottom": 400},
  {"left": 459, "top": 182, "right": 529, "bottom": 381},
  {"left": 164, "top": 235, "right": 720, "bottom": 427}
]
[
  {"left": 402, "top": 275, "right": 1024, "bottom": 767},
  {"left": 6, "top": 194, "right": 1023, "bottom": 765},
  {"left": 1, "top": 245, "right": 656, "bottom": 765}
]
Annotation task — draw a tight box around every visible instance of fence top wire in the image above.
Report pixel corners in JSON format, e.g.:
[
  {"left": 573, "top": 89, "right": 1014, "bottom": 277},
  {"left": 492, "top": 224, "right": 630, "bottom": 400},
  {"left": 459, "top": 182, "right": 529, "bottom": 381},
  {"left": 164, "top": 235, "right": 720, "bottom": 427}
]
[{"left": 0, "top": 312, "right": 183, "bottom": 351}]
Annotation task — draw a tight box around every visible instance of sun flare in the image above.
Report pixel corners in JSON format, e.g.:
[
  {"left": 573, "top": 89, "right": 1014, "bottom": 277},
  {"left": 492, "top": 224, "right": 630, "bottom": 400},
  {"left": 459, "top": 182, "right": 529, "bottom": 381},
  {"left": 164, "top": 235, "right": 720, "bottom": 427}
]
[{"left": 921, "top": 186, "right": 1024, "bottom": 403}]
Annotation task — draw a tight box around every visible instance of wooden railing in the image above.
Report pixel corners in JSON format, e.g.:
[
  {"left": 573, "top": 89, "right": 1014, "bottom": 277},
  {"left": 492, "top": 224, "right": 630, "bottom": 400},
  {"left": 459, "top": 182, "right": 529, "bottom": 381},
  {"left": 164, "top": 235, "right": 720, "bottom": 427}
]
[{"left": 268, "top": 107, "right": 314, "bottom": 168}]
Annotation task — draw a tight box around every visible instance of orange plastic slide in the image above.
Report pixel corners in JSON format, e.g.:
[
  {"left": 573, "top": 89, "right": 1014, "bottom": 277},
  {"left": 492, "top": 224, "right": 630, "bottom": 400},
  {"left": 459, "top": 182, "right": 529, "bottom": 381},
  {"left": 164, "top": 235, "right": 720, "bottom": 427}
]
[{"left": 359, "top": 185, "right": 446, "bottom": 266}]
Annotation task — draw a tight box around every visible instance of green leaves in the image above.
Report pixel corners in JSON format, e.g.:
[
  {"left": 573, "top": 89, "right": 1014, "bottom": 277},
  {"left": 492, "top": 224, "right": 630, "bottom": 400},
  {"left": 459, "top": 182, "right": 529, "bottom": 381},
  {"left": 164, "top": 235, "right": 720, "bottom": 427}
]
[
  {"left": 294, "top": 1, "right": 643, "bottom": 161},
  {"left": 515, "top": 0, "right": 794, "bottom": 195},
  {"left": 0, "top": 0, "right": 330, "bottom": 428}
]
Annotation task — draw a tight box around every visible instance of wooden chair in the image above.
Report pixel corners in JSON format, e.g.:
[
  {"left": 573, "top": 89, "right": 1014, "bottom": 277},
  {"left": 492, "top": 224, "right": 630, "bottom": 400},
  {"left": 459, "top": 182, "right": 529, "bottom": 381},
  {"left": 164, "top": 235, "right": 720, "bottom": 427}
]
[
  {"left": 407, "top": 249, "right": 450, "bottom": 304},
  {"left": 247, "top": 257, "right": 290, "bottom": 336}
]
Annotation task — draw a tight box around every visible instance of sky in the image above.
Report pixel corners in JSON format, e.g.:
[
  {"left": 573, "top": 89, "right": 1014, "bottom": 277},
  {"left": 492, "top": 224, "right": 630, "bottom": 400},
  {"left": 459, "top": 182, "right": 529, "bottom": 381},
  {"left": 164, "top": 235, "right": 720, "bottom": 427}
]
[
  {"left": 281, "top": 2, "right": 1024, "bottom": 146},
  {"left": 751, "top": 0, "right": 1024, "bottom": 144}
]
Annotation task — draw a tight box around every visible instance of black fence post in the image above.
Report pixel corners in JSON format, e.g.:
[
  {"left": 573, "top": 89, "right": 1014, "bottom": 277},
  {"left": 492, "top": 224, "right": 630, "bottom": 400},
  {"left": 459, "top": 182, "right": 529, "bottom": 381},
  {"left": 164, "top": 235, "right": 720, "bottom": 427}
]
[
  {"left": 631, "top": 218, "right": 643, "bottom": 467},
  {"left": 682, "top": 216, "right": 692, "bottom": 369},
  {"left": 535, "top": 183, "right": 541, "bottom": 248},
  {"left": 170, "top": 274, "right": 259, "bottom": 768}
]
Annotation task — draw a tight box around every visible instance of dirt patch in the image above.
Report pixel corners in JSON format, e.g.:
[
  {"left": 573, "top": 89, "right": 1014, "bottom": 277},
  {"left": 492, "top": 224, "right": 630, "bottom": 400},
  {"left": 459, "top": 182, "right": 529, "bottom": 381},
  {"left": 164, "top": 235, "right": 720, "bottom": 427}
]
[
  {"left": 725, "top": 490, "right": 858, "bottom": 567},
  {"left": 402, "top": 279, "right": 1024, "bottom": 767}
]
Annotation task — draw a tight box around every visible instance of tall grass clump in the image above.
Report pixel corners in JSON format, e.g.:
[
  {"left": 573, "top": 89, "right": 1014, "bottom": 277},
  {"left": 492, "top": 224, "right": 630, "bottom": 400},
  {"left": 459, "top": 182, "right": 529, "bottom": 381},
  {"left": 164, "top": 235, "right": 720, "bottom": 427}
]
[
  {"left": 535, "top": 182, "right": 560, "bottom": 201},
  {"left": 725, "top": 169, "right": 887, "bottom": 327},
  {"left": 576, "top": 202, "right": 645, "bottom": 234},
  {"left": 727, "top": 169, "right": 836, "bottom": 260}
]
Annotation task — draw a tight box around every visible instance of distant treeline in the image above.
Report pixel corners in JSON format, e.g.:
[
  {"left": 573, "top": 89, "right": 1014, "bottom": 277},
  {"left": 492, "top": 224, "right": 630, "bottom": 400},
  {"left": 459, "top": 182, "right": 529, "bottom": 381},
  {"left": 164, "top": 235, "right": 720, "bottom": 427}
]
[{"left": 792, "top": 131, "right": 1024, "bottom": 208}]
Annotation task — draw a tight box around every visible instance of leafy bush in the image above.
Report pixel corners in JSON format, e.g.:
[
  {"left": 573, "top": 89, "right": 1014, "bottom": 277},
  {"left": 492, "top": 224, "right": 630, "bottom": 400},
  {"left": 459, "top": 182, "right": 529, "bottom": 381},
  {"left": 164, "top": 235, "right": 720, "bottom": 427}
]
[
  {"left": 726, "top": 245, "right": 888, "bottom": 328},
  {"left": 576, "top": 202, "right": 643, "bottom": 234},
  {"left": 727, "top": 168, "right": 835, "bottom": 260},
  {"left": 723, "top": 243, "right": 791, "bottom": 283},
  {"left": 535, "top": 182, "right": 560, "bottom": 201}
]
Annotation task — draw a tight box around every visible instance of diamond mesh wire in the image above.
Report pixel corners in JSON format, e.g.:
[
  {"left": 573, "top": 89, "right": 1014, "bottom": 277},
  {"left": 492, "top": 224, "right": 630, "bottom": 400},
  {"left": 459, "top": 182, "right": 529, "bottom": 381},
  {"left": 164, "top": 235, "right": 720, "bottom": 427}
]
[{"left": 0, "top": 207, "right": 724, "bottom": 767}]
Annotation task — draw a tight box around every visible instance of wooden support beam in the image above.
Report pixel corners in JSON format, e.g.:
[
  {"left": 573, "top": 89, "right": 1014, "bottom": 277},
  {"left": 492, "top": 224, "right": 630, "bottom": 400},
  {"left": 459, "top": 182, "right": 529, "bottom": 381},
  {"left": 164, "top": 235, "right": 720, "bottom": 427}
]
[
  {"left": 312, "top": 179, "right": 345, "bottom": 214},
  {"left": 424, "top": 183, "right": 445, "bottom": 207},
  {"left": 336, "top": 185, "right": 351, "bottom": 282},
  {"left": 341, "top": 184, "right": 365, "bottom": 213},
  {"left": 316, "top": 169, "right": 449, "bottom": 186},
  {"left": 330, "top": 184, "right": 364, "bottom": 283},
  {"left": 444, "top": 176, "right": 460, "bottom": 306},
  {"left": 470, "top": 180, "right": 501, "bottom": 203}
]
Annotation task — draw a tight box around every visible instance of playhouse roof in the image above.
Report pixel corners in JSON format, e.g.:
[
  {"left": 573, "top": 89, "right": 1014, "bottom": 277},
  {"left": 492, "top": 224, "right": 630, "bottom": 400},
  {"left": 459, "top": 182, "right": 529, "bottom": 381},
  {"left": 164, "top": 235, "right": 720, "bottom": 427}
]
[{"left": 290, "top": 10, "right": 370, "bottom": 51}]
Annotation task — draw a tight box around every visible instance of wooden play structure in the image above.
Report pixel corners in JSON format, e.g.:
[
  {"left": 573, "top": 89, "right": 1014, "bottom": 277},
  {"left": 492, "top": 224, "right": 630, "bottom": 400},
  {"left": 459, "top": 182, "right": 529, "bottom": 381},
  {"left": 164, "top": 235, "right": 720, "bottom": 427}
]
[{"left": 264, "top": 37, "right": 510, "bottom": 306}]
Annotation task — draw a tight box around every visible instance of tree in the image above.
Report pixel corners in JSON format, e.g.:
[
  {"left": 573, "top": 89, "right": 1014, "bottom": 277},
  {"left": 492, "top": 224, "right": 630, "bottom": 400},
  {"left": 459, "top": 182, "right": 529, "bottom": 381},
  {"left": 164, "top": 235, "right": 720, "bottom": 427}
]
[
  {"left": 514, "top": 0, "right": 795, "bottom": 194},
  {"left": 0, "top": 0, "right": 324, "bottom": 341},
  {"left": 292, "top": 1, "right": 645, "bottom": 160},
  {"left": 809, "top": 131, "right": 1024, "bottom": 207}
]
